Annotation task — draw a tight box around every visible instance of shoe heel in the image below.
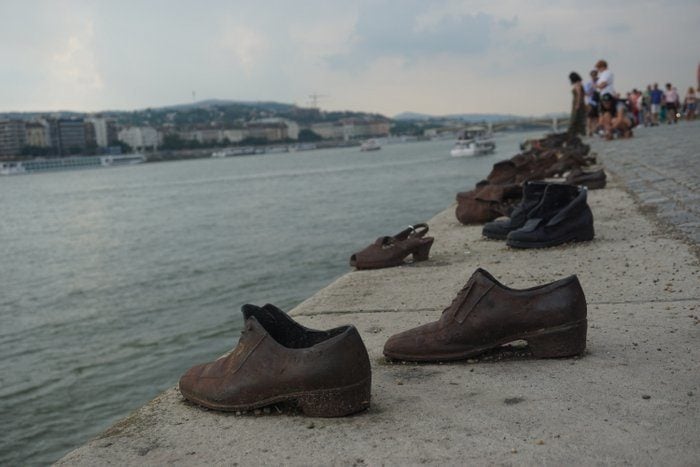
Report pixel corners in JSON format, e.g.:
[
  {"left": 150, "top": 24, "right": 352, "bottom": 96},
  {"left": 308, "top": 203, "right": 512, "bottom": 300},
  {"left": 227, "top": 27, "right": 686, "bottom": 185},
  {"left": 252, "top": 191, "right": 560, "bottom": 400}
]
[
  {"left": 412, "top": 238, "right": 434, "bottom": 262},
  {"left": 527, "top": 320, "right": 587, "bottom": 358},
  {"left": 296, "top": 378, "right": 371, "bottom": 417}
]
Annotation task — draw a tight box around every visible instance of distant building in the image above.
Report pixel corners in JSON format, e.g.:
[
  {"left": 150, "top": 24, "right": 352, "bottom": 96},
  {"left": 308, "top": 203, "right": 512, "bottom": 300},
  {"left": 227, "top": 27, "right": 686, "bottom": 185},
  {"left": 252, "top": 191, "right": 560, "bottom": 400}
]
[
  {"left": 84, "top": 121, "right": 97, "bottom": 149},
  {"left": 25, "top": 121, "right": 50, "bottom": 147},
  {"left": 308, "top": 119, "right": 389, "bottom": 141},
  {"left": 0, "top": 120, "right": 26, "bottom": 156},
  {"left": 86, "top": 117, "right": 118, "bottom": 147},
  {"left": 253, "top": 118, "right": 299, "bottom": 140},
  {"left": 192, "top": 129, "right": 222, "bottom": 145},
  {"left": 118, "top": 126, "right": 160, "bottom": 152},
  {"left": 309, "top": 122, "right": 345, "bottom": 140},
  {"left": 48, "top": 118, "right": 86, "bottom": 156},
  {"left": 246, "top": 121, "right": 288, "bottom": 141},
  {"left": 222, "top": 128, "right": 246, "bottom": 143},
  {"left": 341, "top": 118, "right": 391, "bottom": 139}
]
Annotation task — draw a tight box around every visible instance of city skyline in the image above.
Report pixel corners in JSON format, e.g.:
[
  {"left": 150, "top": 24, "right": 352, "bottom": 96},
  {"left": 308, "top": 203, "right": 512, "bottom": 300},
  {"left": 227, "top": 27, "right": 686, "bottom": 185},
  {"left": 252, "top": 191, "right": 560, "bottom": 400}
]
[{"left": 1, "top": 0, "right": 698, "bottom": 116}]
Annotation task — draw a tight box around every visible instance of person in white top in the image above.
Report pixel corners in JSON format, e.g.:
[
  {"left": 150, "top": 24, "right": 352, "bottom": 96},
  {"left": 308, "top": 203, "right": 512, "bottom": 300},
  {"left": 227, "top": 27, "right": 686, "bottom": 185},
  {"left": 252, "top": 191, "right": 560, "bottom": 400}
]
[
  {"left": 664, "top": 83, "right": 679, "bottom": 124},
  {"left": 595, "top": 59, "right": 615, "bottom": 97}
]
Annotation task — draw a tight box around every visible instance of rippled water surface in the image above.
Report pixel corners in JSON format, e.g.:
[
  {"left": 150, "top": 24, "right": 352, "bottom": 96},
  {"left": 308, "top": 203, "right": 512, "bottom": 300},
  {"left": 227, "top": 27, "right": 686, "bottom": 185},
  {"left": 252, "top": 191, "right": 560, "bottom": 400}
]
[{"left": 0, "top": 132, "right": 542, "bottom": 465}]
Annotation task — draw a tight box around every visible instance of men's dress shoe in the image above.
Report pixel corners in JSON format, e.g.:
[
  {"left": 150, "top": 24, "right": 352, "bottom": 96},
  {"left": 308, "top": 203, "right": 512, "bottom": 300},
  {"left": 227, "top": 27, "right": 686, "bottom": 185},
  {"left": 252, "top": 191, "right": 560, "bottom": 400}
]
[
  {"left": 383, "top": 268, "right": 587, "bottom": 362},
  {"left": 350, "top": 223, "right": 434, "bottom": 269},
  {"left": 179, "top": 304, "right": 371, "bottom": 417},
  {"left": 506, "top": 183, "right": 594, "bottom": 249},
  {"left": 482, "top": 181, "right": 548, "bottom": 240},
  {"left": 566, "top": 168, "right": 607, "bottom": 190}
]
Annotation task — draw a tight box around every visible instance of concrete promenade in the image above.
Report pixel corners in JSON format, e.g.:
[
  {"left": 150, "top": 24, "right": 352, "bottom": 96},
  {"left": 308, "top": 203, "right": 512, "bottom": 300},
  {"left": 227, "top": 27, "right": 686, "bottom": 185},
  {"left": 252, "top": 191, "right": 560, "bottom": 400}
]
[{"left": 58, "top": 123, "right": 700, "bottom": 466}]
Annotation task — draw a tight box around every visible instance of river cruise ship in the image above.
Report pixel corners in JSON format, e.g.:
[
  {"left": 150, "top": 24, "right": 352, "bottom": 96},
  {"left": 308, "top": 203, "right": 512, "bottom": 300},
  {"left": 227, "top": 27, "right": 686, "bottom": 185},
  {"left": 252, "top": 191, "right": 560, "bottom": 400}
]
[{"left": 0, "top": 154, "right": 146, "bottom": 175}]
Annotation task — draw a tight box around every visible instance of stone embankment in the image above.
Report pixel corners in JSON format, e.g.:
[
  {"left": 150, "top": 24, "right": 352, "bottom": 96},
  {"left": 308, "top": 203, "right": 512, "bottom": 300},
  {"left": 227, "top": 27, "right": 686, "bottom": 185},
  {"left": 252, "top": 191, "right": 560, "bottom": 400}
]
[{"left": 58, "top": 122, "right": 700, "bottom": 466}]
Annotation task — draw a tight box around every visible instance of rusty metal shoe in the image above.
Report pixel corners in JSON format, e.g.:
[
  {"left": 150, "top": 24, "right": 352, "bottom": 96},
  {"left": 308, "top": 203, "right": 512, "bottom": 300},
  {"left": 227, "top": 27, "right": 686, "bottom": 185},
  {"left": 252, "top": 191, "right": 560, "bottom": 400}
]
[
  {"left": 350, "top": 223, "right": 434, "bottom": 269},
  {"left": 179, "top": 304, "right": 372, "bottom": 417},
  {"left": 383, "top": 268, "right": 587, "bottom": 362},
  {"left": 455, "top": 183, "right": 523, "bottom": 225},
  {"left": 566, "top": 168, "right": 607, "bottom": 190}
]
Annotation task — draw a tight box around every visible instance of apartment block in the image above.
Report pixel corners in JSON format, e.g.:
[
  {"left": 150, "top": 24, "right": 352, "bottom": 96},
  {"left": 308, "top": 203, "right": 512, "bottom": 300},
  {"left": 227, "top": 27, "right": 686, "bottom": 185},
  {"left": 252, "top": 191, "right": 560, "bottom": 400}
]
[
  {"left": 0, "top": 120, "right": 27, "bottom": 156},
  {"left": 25, "top": 121, "right": 50, "bottom": 147},
  {"left": 48, "top": 118, "right": 86, "bottom": 156},
  {"left": 246, "top": 121, "right": 288, "bottom": 141},
  {"left": 86, "top": 118, "right": 118, "bottom": 147},
  {"left": 309, "top": 122, "right": 345, "bottom": 140},
  {"left": 118, "top": 126, "right": 160, "bottom": 151}
]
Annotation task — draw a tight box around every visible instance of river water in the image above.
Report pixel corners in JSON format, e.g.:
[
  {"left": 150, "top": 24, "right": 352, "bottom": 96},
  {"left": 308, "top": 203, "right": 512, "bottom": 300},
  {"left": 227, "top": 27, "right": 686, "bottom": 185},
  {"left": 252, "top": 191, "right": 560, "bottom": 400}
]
[{"left": 0, "top": 132, "right": 542, "bottom": 465}]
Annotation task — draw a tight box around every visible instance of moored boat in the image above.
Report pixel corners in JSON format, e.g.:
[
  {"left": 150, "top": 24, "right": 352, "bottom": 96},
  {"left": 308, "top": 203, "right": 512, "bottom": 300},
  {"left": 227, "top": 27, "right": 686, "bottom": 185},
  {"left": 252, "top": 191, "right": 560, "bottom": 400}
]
[
  {"left": 0, "top": 154, "right": 145, "bottom": 175},
  {"left": 360, "top": 139, "right": 381, "bottom": 152}
]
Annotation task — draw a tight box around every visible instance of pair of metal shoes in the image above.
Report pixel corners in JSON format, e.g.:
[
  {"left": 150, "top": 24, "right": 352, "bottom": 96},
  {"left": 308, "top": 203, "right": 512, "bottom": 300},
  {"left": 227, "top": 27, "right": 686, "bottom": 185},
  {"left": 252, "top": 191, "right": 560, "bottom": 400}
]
[
  {"left": 179, "top": 269, "right": 587, "bottom": 417},
  {"left": 482, "top": 181, "right": 595, "bottom": 248}
]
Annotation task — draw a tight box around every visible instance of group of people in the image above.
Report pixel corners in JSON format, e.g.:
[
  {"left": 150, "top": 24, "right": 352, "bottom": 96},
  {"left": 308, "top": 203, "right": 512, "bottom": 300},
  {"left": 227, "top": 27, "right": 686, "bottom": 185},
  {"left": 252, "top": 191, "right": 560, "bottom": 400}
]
[{"left": 568, "top": 59, "right": 698, "bottom": 141}]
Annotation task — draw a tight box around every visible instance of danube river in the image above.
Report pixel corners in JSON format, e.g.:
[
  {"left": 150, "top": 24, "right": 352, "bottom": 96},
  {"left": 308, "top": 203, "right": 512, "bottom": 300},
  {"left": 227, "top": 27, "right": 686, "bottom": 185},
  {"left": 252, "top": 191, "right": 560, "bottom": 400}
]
[{"left": 0, "top": 131, "right": 543, "bottom": 465}]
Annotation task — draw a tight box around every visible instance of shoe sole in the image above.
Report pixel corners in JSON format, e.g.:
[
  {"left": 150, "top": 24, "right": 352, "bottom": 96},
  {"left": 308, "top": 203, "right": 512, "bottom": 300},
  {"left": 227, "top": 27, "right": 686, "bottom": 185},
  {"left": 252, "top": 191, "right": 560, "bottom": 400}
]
[
  {"left": 384, "top": 319, "right": 587, "bottom": 362},
  {"left": 482, "top": 231, "right": 508, "bottom": 240},
  {"left": 181, "top": 377, "right": 371, "bottom": 417},
  {"left": 506, "top": 231, "right": 594, "bottom": 249}
]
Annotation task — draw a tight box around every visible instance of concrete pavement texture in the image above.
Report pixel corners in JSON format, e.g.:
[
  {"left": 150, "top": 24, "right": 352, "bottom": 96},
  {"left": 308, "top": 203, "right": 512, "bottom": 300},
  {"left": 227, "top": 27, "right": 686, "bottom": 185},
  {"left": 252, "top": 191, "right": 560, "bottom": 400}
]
[{"left": 57, "top": 124, "right": 700, "bottom": 466}]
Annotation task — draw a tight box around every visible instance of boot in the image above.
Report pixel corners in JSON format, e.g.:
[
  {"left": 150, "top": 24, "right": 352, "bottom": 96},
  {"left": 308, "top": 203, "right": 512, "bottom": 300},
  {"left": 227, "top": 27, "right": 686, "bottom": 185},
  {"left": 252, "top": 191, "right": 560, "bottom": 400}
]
[
  {"left": 482, "top": 181, "right": 548, "bottom": 240},
  {"left": 506, "top": 184, "right": 594, "bottom": 248}
]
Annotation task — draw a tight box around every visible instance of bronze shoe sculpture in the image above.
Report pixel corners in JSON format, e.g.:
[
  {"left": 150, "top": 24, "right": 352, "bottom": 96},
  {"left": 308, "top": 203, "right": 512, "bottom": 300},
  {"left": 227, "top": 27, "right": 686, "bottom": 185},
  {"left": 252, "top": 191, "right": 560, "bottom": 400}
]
[
  {"left": 566, "top": 168, "right": 607, "bottom": 190},
  {"left": 383, "top": 268, "right": 587, "bottom": 362},
  {"left": 350, "top": 223, "right": 434, "bottom": 269},
  {"left": 455, "top": 183, "right": 522, "bottom": 225},
  {"left": 179, "top": 304, "right": 371, "bottom": 417},
  {"left": 506, "top": 184, "right": 594, "bottom": 249},
  {"left": 482, "top": 181, "right": 548, "bottom": 240}
]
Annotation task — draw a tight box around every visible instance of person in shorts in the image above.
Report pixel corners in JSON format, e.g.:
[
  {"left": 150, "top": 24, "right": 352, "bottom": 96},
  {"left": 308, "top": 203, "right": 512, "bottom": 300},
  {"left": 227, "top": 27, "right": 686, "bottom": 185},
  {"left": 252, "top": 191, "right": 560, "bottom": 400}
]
[{"left": 664, "top": 83, "right": 679, "bottom": 124}]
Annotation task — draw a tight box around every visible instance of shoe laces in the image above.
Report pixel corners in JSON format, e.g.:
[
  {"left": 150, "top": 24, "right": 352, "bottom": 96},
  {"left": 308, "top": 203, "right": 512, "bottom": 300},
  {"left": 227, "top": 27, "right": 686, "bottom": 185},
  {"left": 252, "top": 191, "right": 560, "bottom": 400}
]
[{"left": 441, "top": 278, "right": 475, "bottom": 316}]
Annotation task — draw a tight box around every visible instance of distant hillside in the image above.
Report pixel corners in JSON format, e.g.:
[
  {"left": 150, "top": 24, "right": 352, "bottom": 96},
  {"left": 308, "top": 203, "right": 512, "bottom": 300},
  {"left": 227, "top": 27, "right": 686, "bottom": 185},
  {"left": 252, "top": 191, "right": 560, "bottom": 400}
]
[
  {"left": 0, "top": 100, "right": 389, "bottom": 128},
  {"left": 155, "top": 99, "right": 297, "bottom": 113},
  {"left": 394, "top": 112, "right": 521, "bottom": 122}
]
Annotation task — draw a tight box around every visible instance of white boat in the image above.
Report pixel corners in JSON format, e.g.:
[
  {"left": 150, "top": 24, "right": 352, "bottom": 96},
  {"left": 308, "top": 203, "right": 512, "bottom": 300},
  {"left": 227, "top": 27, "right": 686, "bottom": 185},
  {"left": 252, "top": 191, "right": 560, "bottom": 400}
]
[
  {"left": 264, "top": 145, "right": 289, "bottom": 154},
  {"left": 450, "top": 138, "right": 496, "bottom": 157},
  {"left": 290, "top": 143, "right": 317, "bottom": 152},
  {"left": 0, "top": 154, "right": 146, "bottom": 175},
  {"left": 450, "top": 126, "right": 496, "bottom": 157},
  {"left": 360, "top": 139, "right": 381, "bottom": 152},
  {"left": 211, "top": 147, "right": 259, "bottom": 157}
]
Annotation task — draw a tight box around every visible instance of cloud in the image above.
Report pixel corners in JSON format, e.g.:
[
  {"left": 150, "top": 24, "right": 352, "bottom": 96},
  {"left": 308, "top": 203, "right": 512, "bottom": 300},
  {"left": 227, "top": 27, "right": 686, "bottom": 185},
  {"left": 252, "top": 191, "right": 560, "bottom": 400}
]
[
  {"left": 220, "top": 24, "right": 269, "bottom": 76},
  {"left": 326, "top": 4, "right": 498, "bottom": 70},
  {"left": 49, "top": 22, "right": 103, "bottom": 91}
]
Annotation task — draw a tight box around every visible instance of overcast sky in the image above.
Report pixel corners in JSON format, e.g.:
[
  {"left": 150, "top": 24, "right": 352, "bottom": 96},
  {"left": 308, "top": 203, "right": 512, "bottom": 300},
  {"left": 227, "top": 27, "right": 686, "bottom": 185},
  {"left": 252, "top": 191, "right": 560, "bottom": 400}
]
[{"left": 1, "top": 0, "right": 698, "bottom": 117}]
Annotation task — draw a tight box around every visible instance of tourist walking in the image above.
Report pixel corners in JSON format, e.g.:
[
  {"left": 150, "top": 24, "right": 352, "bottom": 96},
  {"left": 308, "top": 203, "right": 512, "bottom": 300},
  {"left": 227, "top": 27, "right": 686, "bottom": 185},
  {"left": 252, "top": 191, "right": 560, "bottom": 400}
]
[
  {"left": 584, "top": 70, "right": 600, "bottom": 136},
  {"left": 664, "top": 83, "right": 679, "bottom": 124},
  {"left": 568, "top": 72, "right": 586, "bottom": 136},
  {"left": 684, "top": 87, "right": 696, "bottom": 120},
  {"left": 650, "top": 83, "right": 663, "bottom": 125}
]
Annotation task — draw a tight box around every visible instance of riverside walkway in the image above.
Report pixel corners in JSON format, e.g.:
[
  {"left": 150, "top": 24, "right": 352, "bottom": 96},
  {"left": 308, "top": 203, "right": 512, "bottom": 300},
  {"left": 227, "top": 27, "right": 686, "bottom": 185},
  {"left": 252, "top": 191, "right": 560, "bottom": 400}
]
[{"left": 58, "top": 123, "right": 700, "bottom": 466}]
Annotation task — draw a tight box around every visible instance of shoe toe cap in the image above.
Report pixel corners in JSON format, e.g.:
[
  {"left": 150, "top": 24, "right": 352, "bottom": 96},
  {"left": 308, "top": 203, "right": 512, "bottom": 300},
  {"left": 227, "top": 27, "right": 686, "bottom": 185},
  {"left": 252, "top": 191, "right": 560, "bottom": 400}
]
[
  {"left": 383, "top": 326, "right": 439, "bottom": 360},
  {"left": 178, "top": 363, "right": 207, "bottom": 398}
]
